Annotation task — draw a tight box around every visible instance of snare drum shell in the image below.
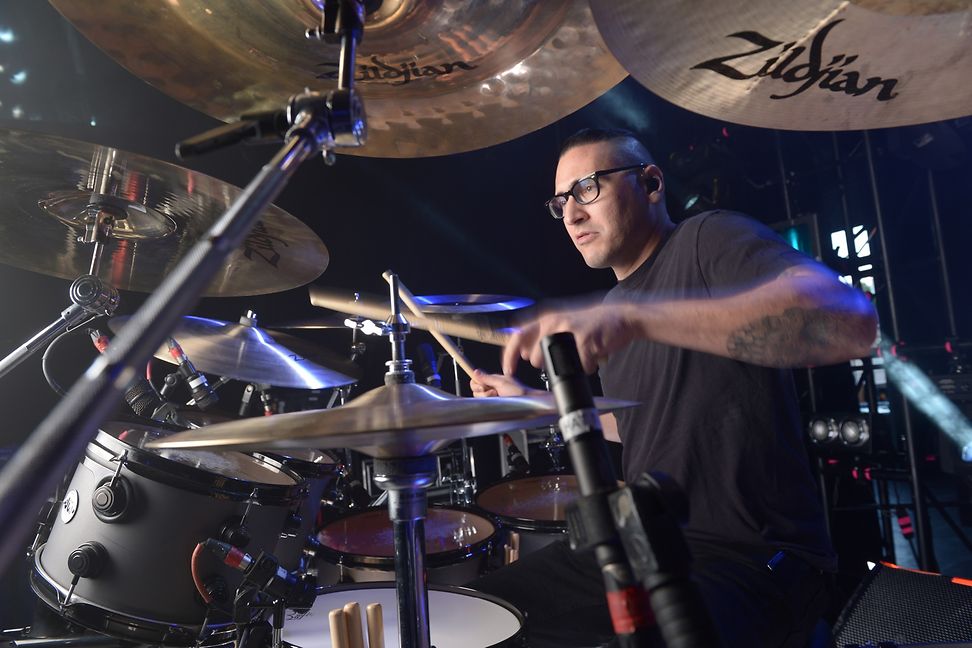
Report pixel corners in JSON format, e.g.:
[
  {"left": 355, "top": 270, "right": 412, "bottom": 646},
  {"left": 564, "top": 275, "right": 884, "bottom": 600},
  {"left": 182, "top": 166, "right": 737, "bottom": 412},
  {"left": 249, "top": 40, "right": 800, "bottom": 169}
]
[
  {"left": 34, "top": 428, "right": 300, "bottom": 635},
  {"left": 316, "top": 506, "right": 496, "bottom": 586}
]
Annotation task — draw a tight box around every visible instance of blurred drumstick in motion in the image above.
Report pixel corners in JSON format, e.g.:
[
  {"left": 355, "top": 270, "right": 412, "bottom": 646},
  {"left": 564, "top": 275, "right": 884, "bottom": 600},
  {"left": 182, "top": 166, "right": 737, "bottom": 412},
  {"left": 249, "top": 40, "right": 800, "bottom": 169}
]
[
  {"left": 309, "top": 286, "right": 512, "bottom": 347},
  {"left": 329, "top": 608, "right": 349, "bottom": 648},
  {"left": 382, "top": 271, "right": 479, "bottom": 380},
  {"left": 344, "top": 602, "right": 364, "bottom": 648},
  {"left": 366, "top": 603, "right": 384, "bottom": 648}
]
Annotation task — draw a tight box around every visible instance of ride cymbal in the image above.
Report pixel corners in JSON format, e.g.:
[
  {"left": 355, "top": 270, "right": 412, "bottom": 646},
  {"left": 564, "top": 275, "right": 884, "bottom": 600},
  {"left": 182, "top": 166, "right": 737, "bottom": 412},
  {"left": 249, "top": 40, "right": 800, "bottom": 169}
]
[
  {"left": 109, "top": 313, "right": 360, "bottom": 389},
  {"left": 0, "top": 129, "right": 328, "bottom": 296},
  {"left": 145, "top": 381, "right": 638, "bottom": 458},
  {"left": 590, "top": 0, "right": 972, "bottom": 131},
  {"left": 50, "top": 0, "right": 627, "bottom": 158}
]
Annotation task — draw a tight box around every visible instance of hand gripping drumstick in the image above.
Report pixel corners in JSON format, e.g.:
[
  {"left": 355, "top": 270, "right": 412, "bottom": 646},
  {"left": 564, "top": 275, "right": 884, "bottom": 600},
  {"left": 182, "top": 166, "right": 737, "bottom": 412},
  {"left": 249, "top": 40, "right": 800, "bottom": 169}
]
[{"left": 382, "top": 271, "right": 479, "bottom": 381}]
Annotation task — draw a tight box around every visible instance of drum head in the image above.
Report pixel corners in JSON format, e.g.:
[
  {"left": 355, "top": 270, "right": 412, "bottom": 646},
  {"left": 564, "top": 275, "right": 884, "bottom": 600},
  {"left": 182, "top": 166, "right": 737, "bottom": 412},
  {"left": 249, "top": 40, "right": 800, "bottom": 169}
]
[
  {"left": 319, "top": 507, "right": 494, "bottom": 558},
  {"left": 476, "top": 474, "right": 579, "bottom": 530},
  {"left": 101, "top": 421, "right": 297, "bottom": 485},
  {"left": 283, "top": 583, "right": 523, "bottom": 648}
]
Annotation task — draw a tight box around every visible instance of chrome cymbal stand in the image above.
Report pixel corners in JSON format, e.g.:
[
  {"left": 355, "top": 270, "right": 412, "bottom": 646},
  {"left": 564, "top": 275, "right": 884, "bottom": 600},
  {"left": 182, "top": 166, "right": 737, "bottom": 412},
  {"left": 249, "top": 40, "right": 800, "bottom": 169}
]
[
  {"left": 450, "top": 337, "right": 477, "bottom": 504},
  {"left": 373, "top": 273, "right": 433, "bottom": 648},
  {"left": 0, "top": 0, "right": 367, "bottom": 574}
]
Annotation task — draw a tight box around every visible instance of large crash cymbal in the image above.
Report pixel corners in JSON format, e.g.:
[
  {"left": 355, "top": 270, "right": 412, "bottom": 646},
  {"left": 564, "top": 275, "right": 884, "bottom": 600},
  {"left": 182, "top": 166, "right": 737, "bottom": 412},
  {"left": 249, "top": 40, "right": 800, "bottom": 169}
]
[
  {"left": 109, "top": 313, "right": 360, "bottom": 389},
  {"left": 0, "top": 129, "right": 328, "bottom": 296},
  {"left": 50, "top": 0, "right": 627, "bottom": 158},
  {"left": 146, "top": 381, "right": 638, "bottom": 458},
  {"left": 590, "top": 0, "right": 972, "bottom": 131}
]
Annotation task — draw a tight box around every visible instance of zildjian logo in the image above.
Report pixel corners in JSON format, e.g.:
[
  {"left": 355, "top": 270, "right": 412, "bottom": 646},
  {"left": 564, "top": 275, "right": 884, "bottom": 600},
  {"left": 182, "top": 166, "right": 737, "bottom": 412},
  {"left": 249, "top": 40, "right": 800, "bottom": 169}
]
[
  {"left": 316, "top": 55, "right": 478, "bottom": 86},
  {"left": 692, "top": 19, "right": 899, "bottom": 102},
  {"left": 243, "top": 222, "right": 288, "bottom": 268}
]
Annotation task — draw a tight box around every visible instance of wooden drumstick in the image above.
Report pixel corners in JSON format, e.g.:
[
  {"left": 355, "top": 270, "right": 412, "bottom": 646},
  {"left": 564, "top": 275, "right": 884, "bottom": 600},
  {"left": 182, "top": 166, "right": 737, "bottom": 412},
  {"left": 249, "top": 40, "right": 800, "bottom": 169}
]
[
  {"left": 310, "top": 286, "right": 512, "bottom": 347},
  {"left": 382, "top": 271, "right": 479, "bottom": 380},
  {"left": 329, "top": 608, "right": 350, "bottom": 648},
  {"left": 344, "top": 602, "right": 364, "bottom": 648},
  {"left": 366, "top": 603, "right": 384, "bottom": 648}
]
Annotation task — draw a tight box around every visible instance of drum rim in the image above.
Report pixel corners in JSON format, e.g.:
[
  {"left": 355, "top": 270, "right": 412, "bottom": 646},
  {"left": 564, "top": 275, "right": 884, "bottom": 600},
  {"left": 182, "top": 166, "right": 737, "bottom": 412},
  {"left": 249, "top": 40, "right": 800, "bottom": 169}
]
[
  {"left": 91, "top": 425, "right": 304, "bottom": 504},
  {"left": 475, "top": 472, "right": 577, "bottom": 532},
  {"left": 316, "top": 504, "right": 498, "bottom": 568},
  {"left": 30, "top": 545, "right": 234, "bottom": 646},
  {"left": 250, "top": 450, "right": 341, "bottom": 479},
  {"left": 296, "top": 581, "right": 526, "bottom": 648}
]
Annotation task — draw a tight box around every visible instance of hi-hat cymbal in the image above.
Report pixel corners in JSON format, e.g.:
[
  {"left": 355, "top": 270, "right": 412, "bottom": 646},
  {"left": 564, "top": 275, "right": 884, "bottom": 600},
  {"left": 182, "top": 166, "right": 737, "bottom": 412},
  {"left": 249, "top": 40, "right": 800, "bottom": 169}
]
[
  {"left": 590, "top": 0, "right": 972, "bottom": 131},
  {"left": 50, "top": 1, "right": 627, "bottom": 158},
  {"left": 0, "top": 129, "right": 328, "bottom": 296},
  {"left": 145, "top": 381, "right": 638, "bottom": 458},
  {"left": 109, "top": 313, "right": 360, "bottom": 389}
]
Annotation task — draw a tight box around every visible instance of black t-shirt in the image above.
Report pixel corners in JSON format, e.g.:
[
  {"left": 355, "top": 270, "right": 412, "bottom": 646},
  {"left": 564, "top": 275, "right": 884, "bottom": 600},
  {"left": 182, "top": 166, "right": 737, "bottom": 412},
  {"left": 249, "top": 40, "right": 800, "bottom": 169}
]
[{"left": 599, "top": 210, "right": 836, "bottom": 571}]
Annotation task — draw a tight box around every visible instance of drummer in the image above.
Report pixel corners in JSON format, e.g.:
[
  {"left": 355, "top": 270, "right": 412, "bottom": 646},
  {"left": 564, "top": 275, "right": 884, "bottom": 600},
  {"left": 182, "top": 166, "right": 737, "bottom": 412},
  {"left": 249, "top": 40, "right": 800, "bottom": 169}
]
[{"left": 469, "top": 128, "right": 877, "bottom": 647}]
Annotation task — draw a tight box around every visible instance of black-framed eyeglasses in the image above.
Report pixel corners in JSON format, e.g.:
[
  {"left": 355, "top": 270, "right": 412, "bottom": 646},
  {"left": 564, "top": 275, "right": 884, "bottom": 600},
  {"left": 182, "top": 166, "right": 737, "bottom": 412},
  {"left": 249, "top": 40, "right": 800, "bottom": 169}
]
[{"left": 545, "top": 163, "right": 649, "bottom": 219}]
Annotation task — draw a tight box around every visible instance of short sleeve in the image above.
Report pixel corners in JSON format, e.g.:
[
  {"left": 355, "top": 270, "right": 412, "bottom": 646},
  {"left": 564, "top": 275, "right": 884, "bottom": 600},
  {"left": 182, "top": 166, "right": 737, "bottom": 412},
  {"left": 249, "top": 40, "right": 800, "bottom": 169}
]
[{"left": 696, "top": 211, "right": 815, "bottom": 294}]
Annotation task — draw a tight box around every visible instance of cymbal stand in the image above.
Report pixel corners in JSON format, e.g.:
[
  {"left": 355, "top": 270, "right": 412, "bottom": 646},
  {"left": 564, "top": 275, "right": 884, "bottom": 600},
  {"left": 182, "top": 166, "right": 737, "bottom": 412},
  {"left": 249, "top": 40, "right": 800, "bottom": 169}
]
[
  {"left": 449, "top": 336, "right": 476, "bottom": 505},
  {"left": 540, "top": 370, "right": 566, "bottom": 471},
  {"left": 0, "top": 208, "right": 119, "bottom": 379},
  {"left": 373, "top": 273, "right": 433, "bottom": 648},
  {"left": 0, "top": 0, "right": 367, "bottom": 574}
]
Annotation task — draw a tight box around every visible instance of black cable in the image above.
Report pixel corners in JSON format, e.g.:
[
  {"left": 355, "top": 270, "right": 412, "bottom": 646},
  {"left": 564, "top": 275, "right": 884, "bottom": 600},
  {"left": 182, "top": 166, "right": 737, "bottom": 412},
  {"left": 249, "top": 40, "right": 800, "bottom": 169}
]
[{"left": 41, "top": 317, "right": 96, "bottom": 396}]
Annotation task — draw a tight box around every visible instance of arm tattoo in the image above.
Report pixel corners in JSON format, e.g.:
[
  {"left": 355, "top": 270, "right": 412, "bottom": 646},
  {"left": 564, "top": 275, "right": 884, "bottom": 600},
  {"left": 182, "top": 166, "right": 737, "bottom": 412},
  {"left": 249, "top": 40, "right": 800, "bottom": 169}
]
[{"left": 727, "top": 307, "right": 848, "bottom": 367}]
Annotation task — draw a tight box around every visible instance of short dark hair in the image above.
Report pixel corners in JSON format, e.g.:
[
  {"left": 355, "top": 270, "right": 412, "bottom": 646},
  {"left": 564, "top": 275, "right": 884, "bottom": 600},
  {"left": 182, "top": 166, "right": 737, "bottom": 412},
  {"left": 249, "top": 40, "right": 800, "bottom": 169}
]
[{"left": 559, "top": 128, "right": 655, "bottom": 165}]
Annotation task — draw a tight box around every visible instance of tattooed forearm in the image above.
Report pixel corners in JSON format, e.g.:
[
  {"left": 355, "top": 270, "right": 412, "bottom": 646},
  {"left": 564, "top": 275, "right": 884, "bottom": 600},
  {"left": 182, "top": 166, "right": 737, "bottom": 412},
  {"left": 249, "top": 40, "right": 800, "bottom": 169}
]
[{"left": 726, "top": 307, "right": 865, "bottom": 367}]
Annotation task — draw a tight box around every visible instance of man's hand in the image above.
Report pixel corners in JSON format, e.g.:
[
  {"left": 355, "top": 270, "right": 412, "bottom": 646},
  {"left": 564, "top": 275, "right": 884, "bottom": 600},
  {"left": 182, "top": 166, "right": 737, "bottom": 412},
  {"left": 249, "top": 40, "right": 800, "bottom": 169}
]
[
  {"left": 503, "top": 303, "right": 638, "bottom": 375},
  {"left": 470, "top": 370, "right": 542, "bottom": 398}
]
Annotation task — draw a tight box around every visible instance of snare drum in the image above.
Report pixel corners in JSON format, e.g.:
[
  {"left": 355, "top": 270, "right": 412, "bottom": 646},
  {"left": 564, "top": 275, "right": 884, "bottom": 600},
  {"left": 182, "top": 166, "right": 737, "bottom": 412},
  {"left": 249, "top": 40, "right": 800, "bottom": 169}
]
[
  {"left": 283, "top": 583, "right": 526, "bottom": 648},
  {"left": 31, "top": 422, "right": 303, "bottom": 645},
  {"left": 316, "top": 506, "right": 495, "bottom": 585},
  {"left": 475, "top": 473, "right": 581, "bottom": 557}
]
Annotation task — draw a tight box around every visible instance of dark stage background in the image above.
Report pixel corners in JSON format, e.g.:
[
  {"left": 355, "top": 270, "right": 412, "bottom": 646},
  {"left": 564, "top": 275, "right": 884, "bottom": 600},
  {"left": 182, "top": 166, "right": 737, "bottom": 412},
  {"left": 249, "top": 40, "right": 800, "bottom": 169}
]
[{"left": 0, "top": 0, "right": 970, "bottom": 630}]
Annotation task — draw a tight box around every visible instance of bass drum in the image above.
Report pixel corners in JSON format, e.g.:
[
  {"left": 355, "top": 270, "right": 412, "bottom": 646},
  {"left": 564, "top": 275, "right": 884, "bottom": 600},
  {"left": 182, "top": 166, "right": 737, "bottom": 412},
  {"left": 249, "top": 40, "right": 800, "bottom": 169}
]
[
  {"left": 475, "top": 473, "right": 581, "bottom": 557},
  {"left": 316, "top": 506, "right": 495, "bottom": 586},
  {"left": 31, "top": 422, "right": 303, "bottom": 646},
  {"left": 282, "top": 583, "right": 526, "bottom": 648}
]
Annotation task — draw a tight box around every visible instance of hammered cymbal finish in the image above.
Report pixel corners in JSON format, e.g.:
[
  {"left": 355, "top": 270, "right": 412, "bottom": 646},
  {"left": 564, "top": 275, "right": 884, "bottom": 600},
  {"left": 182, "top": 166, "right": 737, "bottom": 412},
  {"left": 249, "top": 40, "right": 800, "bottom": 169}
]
[
  {"left": 49, "top": 0, "right": 627, "bottom": 157},
  {"left": 0, "top": 128, "right": 328, "bottom": 295}
]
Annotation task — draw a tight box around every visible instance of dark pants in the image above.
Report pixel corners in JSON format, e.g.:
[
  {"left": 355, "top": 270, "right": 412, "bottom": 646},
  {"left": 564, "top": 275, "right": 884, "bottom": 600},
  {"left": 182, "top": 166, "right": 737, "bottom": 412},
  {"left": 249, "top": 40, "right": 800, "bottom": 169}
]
[{"left": 467, "top": 539, "right": 831, "bottom": 648}]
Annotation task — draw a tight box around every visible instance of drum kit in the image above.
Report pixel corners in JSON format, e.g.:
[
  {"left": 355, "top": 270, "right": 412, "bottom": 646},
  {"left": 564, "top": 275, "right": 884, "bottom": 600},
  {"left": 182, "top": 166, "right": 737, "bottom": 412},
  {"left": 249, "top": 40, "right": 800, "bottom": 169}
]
[{"left": 2, "top": 1, "right": 971, "bottom": 648}]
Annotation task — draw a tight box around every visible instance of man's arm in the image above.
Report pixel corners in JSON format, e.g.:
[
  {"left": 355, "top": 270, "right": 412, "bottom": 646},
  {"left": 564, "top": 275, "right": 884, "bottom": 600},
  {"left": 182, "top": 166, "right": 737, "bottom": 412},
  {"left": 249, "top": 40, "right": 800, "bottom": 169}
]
[{"left": 504, "top": 263, "right": 877, "bottom": 374}]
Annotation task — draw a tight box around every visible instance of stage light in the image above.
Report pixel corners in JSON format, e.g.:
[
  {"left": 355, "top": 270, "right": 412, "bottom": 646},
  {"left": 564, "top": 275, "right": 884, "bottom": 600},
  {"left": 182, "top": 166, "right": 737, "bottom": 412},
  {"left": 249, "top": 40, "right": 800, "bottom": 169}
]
[
  {"left": 839, "top": 417, "right": 871, "bottom": 447},
  {"left": 808, "top": 416, "right": 838, "bottom": 444}
]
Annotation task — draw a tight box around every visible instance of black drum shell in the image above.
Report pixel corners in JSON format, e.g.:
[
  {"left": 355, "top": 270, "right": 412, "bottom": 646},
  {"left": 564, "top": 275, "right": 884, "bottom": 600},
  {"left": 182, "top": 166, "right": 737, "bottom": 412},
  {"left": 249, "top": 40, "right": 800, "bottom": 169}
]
[{"left": 32, "top": 424, "right": 302, "bottom": 642}]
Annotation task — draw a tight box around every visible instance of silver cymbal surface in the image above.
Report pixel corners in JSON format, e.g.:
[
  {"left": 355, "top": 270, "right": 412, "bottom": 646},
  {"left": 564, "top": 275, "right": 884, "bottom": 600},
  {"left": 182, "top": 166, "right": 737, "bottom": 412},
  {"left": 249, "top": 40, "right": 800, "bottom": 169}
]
[{"left": 146, "top": 382, "right": 638, "bottom": 458}]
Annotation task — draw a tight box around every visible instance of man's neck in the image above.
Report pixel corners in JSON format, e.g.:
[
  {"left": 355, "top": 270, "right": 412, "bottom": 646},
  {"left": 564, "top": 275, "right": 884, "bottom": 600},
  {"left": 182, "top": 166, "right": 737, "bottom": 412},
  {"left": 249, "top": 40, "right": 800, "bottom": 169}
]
[{"left": 613, "top": 219, "right": 675, "bottom": 281}]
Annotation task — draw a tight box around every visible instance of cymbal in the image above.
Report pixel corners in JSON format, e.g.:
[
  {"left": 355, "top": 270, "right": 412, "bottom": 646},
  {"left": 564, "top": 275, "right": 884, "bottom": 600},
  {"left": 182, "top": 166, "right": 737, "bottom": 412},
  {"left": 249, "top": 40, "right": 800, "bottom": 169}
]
[
  {"left": 145, "top": 381, "right": 638, "bottom": 458},
  {"left": 0, "top": 129, "right": 328, "bottom": 296},
  {"left": 108, "top": 313, "right": 360, "bottom": 389},
  {"left": 309, "top": 287, "right": 511, "bottom": 346},
  {"left": 590, "top": 0, "right": 972, "bottom": 130},
  {"left": 409, "top": 294, "right": 534, "bottom": 315},
  {"left": 50, "top": 1, "right": 627, "bottom": 158}
]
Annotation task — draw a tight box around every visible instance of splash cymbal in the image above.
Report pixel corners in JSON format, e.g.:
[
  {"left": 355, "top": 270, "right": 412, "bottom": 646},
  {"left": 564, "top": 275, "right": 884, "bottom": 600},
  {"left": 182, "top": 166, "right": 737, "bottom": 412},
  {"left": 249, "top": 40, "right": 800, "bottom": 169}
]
[
  {"left": 0, "top": 128, "right": 328, "bottom": 296},
  {"left": 109, "top": 313, "right": 360, "bottom": 389},
  {"left": 590, "top": 0, "right": 972, "bottom": 130},
  {"left": 50, "top": 0, "right": 627, "bottom": 158},
  {"left": 145, "top": 381, "right": 638, "bottom": 458}
]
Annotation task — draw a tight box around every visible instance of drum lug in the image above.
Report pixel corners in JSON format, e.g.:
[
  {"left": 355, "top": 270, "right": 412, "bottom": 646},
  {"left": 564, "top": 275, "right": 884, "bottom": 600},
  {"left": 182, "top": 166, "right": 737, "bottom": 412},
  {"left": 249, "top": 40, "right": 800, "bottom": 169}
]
[{"left": 220, "top": 516, "right": 252, "bottom": 549}]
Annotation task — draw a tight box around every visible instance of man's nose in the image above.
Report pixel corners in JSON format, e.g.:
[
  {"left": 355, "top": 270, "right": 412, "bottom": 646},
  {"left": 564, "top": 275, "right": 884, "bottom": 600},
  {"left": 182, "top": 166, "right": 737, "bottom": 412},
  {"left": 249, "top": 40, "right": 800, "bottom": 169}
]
[{"left": 562, "top": 198, "right": 587, "bottom": 225}]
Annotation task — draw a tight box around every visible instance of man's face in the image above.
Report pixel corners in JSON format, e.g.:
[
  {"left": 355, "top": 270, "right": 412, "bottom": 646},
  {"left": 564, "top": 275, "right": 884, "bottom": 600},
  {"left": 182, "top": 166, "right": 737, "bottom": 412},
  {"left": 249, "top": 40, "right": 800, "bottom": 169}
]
[{"left": 554, "top": 141, "right": 654, "bottom": 274}]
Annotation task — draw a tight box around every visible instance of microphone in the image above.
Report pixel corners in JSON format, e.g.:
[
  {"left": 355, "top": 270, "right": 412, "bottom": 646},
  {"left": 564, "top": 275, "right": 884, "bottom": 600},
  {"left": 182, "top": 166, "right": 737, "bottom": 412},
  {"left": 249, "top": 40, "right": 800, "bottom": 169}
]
[
  {"left": 503, "top": 434, "right": 530, "bottom": 477},
  {"left": 167, "top": 338, "right": 218, "bottom": 410},
  {"left": 89, "top": 329, "right": 181, "bottom": 425},
  {"left": 201, "top": 539, "right": 316, "bottom": 609},
  {"left": 417, "top": 342, "right": 442, "bottom": 388}
]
